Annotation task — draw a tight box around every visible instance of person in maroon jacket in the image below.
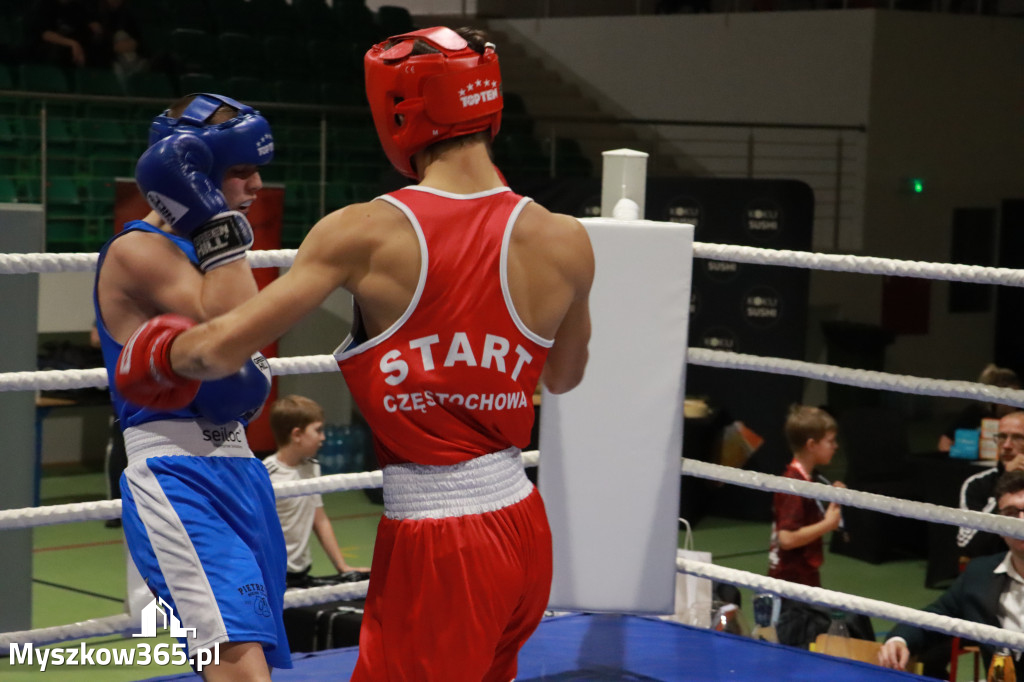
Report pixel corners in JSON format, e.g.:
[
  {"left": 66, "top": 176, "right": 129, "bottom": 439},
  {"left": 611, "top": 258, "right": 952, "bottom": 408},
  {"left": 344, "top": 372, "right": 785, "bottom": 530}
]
[
  {"left": 768, "top": 405, "right": 852, "bottom": 646},
  {"left": 113, "top": 26, "right": 594, "bottom": 682}
]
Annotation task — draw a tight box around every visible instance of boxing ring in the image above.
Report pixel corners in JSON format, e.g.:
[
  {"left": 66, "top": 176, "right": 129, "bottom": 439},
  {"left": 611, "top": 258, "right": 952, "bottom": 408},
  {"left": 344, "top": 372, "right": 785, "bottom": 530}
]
[{"left": 5, "top": 207, "right": 1024, "bottom": 680}]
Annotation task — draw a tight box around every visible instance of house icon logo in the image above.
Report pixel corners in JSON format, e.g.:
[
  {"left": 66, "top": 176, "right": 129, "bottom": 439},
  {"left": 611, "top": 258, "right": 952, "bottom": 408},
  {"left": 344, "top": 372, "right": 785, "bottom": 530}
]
[{"left": 132, "top": 597, "right": 196, "bottom": 639}]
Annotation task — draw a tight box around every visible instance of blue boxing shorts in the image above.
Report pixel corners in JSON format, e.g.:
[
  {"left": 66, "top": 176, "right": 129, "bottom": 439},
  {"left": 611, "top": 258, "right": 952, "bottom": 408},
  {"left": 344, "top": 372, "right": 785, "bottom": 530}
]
[{"left": 120, "top": 419, "right": 292, "bottom": 669}]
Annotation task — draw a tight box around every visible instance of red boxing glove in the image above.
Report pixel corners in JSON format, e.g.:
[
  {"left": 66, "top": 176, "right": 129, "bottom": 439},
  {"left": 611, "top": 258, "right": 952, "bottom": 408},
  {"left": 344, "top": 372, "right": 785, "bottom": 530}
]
[{"left": 115, "top": 314, "right": 200, "bottom": 410}]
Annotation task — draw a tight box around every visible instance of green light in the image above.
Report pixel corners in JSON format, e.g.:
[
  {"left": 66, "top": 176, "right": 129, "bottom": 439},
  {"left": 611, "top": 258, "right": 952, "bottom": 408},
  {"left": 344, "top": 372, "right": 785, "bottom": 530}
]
[{"left": 911, "top": 178, "right": 924, "bottom": 194}]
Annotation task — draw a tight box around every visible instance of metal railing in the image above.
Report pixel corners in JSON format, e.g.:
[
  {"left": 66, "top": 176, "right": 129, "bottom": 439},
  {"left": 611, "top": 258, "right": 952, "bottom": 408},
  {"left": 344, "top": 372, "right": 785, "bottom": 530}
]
[{"left": 2, "top": 90, "right": 867, "bottom": 252}]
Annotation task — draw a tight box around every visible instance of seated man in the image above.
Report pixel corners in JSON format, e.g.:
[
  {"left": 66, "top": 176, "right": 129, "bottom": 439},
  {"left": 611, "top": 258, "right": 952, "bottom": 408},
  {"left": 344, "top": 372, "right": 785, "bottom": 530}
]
[
  {"left": 878, "top": 470, "right": 1024, "bottom": 673},
  {"left": 957, "top": 410, "right": 1024, "bottom": 559},
  {"left": 263, "top": 395, "right": 370, "bottom": 589}
]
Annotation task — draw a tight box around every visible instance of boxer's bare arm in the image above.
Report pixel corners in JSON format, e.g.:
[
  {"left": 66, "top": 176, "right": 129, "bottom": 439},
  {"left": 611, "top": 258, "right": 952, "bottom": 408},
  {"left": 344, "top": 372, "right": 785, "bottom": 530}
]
[
  {"left": 98, "top": 224, "right": 258, "bottom": 343},
  {"left": 169, "top": 200, "right": 414, "bottom": 379},
  {"left": 508, "top": 204, "right": 594, "bottom": 394}
]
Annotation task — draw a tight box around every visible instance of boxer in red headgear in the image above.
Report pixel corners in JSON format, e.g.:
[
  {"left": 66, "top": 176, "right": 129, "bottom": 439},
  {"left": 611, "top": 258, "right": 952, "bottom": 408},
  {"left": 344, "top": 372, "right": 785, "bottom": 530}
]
[{"left": 114, "top": 27, "right": 595, "bottom": 681}]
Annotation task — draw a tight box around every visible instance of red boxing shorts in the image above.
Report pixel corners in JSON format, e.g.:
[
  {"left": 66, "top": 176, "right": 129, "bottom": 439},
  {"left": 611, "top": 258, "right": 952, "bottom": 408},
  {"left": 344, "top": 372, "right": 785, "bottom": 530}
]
[{"left": 351, "top": 448, "right": 553, "bottom": 682}]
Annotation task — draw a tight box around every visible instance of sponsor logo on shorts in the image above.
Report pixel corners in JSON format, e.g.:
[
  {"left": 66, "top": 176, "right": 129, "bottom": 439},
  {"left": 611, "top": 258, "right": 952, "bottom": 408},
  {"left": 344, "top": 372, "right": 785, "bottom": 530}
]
[
  {"left": 202, "top": 425, "right": 244, "bottom": 443},
  {"left": 237, "top": 583, "right": 271, "bottom": 618}
]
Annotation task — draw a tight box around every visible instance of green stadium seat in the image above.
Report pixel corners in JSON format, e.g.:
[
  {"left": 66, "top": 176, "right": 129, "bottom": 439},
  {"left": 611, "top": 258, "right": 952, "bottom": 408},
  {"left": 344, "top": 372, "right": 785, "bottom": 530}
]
[
  {"left": 376, "top": 5, "right": 415, "bottom": 36},
  {"left": 171, "top": 29, "right": 219, "bottom": 76},
  {"left": 0, "top": 65, "right": 17, "bottom": 115},
  {"left": 17, "top": 178, "right": 41, "bottom": 203},
  {"left": 263, "top": 36, "right": 312, "bottom": 82},
  {"left": 249, "top": 0, "right": 301, "bottom": 37},
  {"left": 274, "top": 80, "right": 320, "bottom": 106},
  {"left": 74, "top": 68, "right": 125, "bottom": 96},
  {"left": 178, "top": 72, "right": 222, "bottom": 96},
  {"left": 125, "top": 71, "right": 176, "bottom": 99},
  {"left": 210, "top": 0, "right": 260, "bottom": 35},
  {"left": 0, "top": 176, "right": 16, "bottom": 203},
  {"left": 17, "top": 64, "right": 69, "bottom": 93},
  {"left": 169, "top": 0, "right": 216, "bottom": 33},
  {"left": 46, "top": 177, "right": 84, "bottom": 216},
  {"left": 217, "top": 32, "right": 262, "bottom": 79},
  {"left": 223, "top": 77, "right": 273, "bottom": 104}
]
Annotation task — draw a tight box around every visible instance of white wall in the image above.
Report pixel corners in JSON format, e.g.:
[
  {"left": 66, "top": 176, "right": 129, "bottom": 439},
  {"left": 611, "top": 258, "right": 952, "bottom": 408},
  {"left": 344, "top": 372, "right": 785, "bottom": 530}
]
[{"left": 495, "top": 12, "right": 874, "bottom": 126}]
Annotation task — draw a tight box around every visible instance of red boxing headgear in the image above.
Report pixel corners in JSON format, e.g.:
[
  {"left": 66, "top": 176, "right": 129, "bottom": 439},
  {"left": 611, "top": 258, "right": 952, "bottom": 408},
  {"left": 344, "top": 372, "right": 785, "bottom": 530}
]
[{"left": 365, "top": 27, "right": 503, "bottom": 179}]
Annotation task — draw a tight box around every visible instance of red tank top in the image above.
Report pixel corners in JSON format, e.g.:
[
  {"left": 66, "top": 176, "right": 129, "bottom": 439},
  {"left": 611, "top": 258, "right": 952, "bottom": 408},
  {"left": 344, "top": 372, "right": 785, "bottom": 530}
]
[{"left": 335, "top": 186, "right": 553, "bottom": 467}]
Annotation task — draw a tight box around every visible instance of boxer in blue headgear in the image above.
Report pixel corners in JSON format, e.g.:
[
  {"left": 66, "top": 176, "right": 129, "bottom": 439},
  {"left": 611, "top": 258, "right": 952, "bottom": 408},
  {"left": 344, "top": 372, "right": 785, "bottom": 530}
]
[{"left": 92, "top": 93, "right": 291, "bottom": 680}]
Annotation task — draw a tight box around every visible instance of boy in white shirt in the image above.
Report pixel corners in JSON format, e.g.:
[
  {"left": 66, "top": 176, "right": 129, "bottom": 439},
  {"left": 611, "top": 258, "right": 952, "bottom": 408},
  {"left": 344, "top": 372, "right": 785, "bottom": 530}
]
[{"left": 263, "top": 395, "right": 369, "bottom": 587}]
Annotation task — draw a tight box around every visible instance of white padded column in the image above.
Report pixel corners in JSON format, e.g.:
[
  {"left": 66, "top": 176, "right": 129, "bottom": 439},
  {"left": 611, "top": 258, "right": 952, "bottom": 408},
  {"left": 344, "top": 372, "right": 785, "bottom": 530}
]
[{"left": 539, "top": 216, "right": 693, "bottom": 614}]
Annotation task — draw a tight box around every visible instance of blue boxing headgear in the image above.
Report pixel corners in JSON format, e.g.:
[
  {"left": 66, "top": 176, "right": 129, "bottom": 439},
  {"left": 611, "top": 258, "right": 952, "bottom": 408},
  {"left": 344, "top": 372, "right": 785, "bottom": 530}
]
[{"left": 148, "top": 93, "right": 274, "bottom": 182}]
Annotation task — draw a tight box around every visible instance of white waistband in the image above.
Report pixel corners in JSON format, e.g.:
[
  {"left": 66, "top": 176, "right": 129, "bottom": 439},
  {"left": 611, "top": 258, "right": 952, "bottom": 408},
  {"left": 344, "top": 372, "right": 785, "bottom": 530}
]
[
  {"left": 123, "top": 419, "right": 252, "bottom": 465},
  {"left": 382, "top": 448, "right": 534, "bottom": 520}
]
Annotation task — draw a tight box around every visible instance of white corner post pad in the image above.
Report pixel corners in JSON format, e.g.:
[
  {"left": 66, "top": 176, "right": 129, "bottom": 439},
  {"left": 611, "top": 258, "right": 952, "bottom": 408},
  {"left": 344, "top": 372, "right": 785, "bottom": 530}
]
[{"left": 539, "top": 217, "right": 694, "bottom": 614}]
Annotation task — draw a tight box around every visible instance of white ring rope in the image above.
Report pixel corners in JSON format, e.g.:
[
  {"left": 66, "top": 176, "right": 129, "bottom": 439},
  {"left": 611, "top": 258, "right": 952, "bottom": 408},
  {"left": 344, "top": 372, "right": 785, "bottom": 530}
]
[
  {"left": 5, "top": 242, "right": 1024, "bottom": 659},
  {"left": 688, "top": 348, "right": 1024, "bottom": 408},
  {"left": 8, "top": 352, "right": 1024, "bottom": 412},
  {"left": 677, "top": 557, "right": 1024, "bottom": 653},
  {"left": 0, "top": 452, "right": 540, "bottom": 530},
  {"left": 682, "top": 459, "right": 1024, "bottom": 540},
  {"left": 5, "top": 243, "right": 1024, "bottom": 288},
  {"left": 691, "top": 242, "right": 1024, "bottom": 287},
  {"left": 0, "top": 581, "right": 369, "bottom": 649}
]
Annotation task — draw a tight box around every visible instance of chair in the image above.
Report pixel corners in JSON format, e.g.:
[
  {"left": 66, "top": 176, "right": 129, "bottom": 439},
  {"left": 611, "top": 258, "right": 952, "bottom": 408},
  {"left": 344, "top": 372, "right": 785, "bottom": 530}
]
[
  {"left": 46, "top": 177, "right": 89, "bottom": 251},
  {"left": 308, "top": 39, "right": 359, "bottom": 85},
  {"left": 74, "top": 68, "right": 125, "bottom": 97},
  {"left": 811, "top": 633, "right": 922, "bottom": 674},
  {"left": 168, "top": 0, "right": 216, "bottom": 32},
  {"left": 17, "top": 64, "right": 69, "bottom": 93},
  {"left": 224, "top": 76, "right": 273, "bottom": 104},
  {"left": 125, "top": 71, "right": 177, "bottom": 99},
  {"left": 216, "top": 32, "right": 262, "bottom": 78},
  {"left": 273, "top": 79, "right": 320, "bottom": 106},
  {"left": 948, "top": 555, "right": 982, "bottom": 682},
  {"left": 292, "top": 0, "right": 343, "bottom": 39},
  {"left": 178, "top": 73, "right": 222, "bottom": 97},
  {"left": 0, "top": 176, "right": 16, "bottom": 203},
  {"left": 375, "top": 6, "right": 415, "bottom": 35},
  {"left": 248, "top": 0, "right": 301, "bottom": 37},
  {"left": 0, "top": 64, "right": 18, "bottom": 115},
  {"left": 170, "top": 28, "right": 219, "bottom": 76},
  {"left": 209, "top": 0, "right": 259, "bottom": 35},
  {"left": 263, "top": 36, "right": 312, "bottom": 82}
]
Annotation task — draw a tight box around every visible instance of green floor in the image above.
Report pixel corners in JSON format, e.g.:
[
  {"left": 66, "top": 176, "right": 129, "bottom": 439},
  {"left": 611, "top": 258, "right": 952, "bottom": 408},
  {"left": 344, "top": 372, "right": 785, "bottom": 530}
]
[{"left": 1, "top": 470, "right": 980, "bottom": 680}]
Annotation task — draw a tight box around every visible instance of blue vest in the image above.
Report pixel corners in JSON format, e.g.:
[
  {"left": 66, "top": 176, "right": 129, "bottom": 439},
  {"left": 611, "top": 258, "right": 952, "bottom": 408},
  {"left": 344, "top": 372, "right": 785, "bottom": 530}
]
[{"left": 93, "top": 221, "right": 260, "bottom": 428}]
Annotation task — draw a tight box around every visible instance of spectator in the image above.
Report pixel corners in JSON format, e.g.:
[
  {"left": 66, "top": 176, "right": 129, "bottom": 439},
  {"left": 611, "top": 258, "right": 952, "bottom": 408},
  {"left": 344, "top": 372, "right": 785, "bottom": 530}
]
[
  {"left": 957, "top": 410, "right": 1024, "bottom": 559},
  {"left": 264, "top": 395, "right": 370, "bottom": 588},
  {"left": 769, "top": 405, "right": 873, "bottom": 646},
  {"left": 879, "top": 470, "right": 1024, "bottom": 674},
  {"left": 25, "top": 0, "right": 104, "bottom": 69},
  {"left": 94, "top": 0, "right": 150, "bottom": 84},
  {"left": 938, "top": 364, "right": 1020, "bottom": 453}
]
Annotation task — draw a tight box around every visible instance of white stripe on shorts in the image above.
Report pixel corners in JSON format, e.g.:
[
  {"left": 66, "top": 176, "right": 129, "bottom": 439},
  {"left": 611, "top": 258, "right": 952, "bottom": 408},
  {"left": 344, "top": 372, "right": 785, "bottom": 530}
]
[{"left": 123, "top": 462, "right": 229, "bottom": 655}]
